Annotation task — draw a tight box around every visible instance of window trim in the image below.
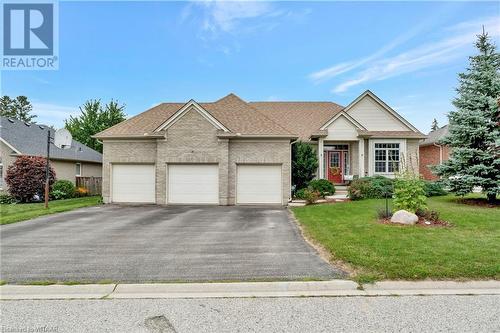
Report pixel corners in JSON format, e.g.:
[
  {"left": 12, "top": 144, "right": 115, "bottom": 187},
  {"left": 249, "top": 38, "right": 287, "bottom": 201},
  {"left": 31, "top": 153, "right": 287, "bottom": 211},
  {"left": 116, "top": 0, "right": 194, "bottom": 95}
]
[
  {"left": 75, "top": 163, "right": 82, "bottom": 177},
  {"left": 368, "top": 139, "right": 406, "bottom": 177}
]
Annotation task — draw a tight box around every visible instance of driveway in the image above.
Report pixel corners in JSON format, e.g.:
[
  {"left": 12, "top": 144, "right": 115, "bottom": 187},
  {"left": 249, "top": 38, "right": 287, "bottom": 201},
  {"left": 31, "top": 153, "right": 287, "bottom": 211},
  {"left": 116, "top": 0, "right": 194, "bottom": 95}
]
[{"left": 0, "top": 205, "right": 344, "bottom": 283}]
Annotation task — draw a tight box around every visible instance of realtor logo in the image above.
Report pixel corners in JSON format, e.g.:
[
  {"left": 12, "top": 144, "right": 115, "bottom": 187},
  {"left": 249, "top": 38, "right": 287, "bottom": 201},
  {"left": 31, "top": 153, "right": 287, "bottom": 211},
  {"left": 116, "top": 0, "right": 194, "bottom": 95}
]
[{"left": 1, "top": 1, "right": 58, "bottom": 70}]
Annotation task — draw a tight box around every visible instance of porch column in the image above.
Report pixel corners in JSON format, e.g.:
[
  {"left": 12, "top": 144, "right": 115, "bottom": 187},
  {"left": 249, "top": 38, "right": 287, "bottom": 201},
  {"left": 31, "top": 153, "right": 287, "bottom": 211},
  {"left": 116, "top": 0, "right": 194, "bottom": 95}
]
[
  {"left": 318, "top": 138, "right": 324, "bottom": 179},
  {"left": 358, "top": 138, "right": 365, "bottom": 177}
]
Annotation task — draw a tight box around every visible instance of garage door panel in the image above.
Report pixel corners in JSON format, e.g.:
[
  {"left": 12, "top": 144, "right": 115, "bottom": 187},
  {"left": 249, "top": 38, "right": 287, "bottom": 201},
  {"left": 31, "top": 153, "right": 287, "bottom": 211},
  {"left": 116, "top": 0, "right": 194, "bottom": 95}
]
[
  {"left": 112, "top": 164, "right": 155, "bottom": 203},
  {"left": 168, "top": 164, "right": 219, "bottom": 204},
  {"left": 237, "top": 165, "right": 282, "bottom": 204}
]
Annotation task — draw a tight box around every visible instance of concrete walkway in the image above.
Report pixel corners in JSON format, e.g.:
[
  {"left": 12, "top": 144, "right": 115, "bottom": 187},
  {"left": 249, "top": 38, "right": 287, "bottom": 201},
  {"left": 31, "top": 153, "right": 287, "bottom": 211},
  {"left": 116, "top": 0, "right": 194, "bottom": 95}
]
[{"left": 1, "top": 280, "right": 498, "bottom": 300}]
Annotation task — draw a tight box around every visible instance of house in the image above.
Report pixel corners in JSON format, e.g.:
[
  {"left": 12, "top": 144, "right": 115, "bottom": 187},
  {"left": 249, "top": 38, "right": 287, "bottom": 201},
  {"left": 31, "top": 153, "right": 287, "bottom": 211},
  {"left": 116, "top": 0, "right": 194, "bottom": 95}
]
[
  {"left": 0, "top": 116, "right": 102, "bottom": 191},
  {"left": 419, "top": 125, "right": 450, "bottom": 180},
  {"left": 94, "top": 90, "right": 425, "bottom": 205}
]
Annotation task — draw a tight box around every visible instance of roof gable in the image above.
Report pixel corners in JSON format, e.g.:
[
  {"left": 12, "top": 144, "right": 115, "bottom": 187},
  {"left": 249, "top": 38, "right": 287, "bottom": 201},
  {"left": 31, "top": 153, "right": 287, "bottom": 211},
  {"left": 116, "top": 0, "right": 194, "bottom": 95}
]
[
  {"left": 155, "top": 100, "right": 229, "bottom": 132},
  {"left": 343, "top": 90, "right": 419, "bottom": 132},
  {"left": 320, "top": 111, "right": 366, "bottom": 130},
  {"left": 324, "top": 114, "right": 363, "bottom": 141}
]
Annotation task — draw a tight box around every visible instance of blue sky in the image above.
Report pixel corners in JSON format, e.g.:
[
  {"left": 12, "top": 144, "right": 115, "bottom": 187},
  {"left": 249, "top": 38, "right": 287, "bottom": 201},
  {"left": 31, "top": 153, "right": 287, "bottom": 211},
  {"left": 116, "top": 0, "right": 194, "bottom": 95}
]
[{"left": 1, "top": 1, "right": 499, "bottom": 132}]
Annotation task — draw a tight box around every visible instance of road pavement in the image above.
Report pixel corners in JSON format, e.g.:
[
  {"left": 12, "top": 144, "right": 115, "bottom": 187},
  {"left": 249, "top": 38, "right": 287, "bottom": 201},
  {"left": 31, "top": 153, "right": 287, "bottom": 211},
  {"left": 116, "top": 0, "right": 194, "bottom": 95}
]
[{"left": 1, "top": 295, "right": 498, "bottom": 332}]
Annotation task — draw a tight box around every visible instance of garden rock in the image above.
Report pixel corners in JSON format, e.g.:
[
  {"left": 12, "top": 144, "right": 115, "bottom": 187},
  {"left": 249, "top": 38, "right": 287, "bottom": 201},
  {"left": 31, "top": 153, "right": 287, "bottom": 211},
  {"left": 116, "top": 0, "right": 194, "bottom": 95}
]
[{"left": 391, "top": 210, "right": 418, "bottom": 225}]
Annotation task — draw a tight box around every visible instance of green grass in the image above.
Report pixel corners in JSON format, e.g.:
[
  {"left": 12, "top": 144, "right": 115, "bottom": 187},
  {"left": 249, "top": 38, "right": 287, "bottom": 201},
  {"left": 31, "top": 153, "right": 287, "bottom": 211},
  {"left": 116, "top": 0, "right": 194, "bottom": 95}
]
[
  {"left": 292, "top": 195, "right": 500, "bottom": 282},
  {"left": 0, "top": 196, "right": 101, "bottom": 225}
]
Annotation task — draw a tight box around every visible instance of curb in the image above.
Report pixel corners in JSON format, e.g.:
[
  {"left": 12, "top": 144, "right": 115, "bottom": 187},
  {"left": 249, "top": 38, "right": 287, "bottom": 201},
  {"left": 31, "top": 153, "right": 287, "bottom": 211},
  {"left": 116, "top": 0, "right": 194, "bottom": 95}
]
[{"left": 1, "top": 280, "right": 499, "bottom": 300}]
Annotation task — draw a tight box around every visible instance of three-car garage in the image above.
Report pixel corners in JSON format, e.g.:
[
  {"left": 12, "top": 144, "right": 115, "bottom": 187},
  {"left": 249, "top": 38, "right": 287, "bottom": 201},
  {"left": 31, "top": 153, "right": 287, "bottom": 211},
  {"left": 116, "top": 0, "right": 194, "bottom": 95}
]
[{"left": 110, "top": 163, "right": 283, "bottom": 205}]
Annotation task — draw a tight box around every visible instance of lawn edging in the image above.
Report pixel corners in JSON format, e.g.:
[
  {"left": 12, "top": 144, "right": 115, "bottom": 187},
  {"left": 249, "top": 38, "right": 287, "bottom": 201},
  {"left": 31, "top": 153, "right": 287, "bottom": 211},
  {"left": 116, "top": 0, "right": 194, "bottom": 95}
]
[{"left": 287, "top": 208, "right": 355, "bottom": 278}]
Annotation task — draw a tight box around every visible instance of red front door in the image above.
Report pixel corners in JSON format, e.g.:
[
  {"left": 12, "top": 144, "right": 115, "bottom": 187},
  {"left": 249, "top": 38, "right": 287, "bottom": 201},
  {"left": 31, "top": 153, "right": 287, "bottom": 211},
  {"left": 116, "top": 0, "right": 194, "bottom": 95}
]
[{"left": 327, "top": 151, "right": 344, "bottom": 184}]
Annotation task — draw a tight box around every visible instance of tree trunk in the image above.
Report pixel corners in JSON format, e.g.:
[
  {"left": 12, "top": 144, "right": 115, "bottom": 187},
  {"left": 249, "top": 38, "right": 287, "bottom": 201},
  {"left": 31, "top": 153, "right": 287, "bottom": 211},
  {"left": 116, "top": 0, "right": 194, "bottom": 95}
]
[{"left": 487, "top": 192, "right": 497, "bottom": 204}]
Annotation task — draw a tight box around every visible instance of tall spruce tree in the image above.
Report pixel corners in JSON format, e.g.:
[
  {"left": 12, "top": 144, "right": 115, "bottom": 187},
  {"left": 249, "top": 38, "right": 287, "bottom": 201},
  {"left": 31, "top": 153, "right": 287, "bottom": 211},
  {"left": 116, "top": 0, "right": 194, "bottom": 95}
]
[
  {"left": 431, "top": 118, "right": 439, "bottom": 131},
  {"left": 436, "top": 30, "right": 500, "bottom": 203}
]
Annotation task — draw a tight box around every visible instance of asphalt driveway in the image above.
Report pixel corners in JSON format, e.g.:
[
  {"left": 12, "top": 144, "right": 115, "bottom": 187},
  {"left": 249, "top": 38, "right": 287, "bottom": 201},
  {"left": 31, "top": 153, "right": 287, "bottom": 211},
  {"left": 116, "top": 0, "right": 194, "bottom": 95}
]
[{"left": 0, "top": 205, "right": 344, "bottom": 283}]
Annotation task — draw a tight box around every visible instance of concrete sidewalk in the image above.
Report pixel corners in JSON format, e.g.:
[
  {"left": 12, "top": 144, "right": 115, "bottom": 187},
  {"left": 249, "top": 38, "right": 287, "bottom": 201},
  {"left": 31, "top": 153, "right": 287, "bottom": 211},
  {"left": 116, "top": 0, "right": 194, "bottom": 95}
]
[{"left": 1, "top": 280, "right": 499, "bottom": 300}]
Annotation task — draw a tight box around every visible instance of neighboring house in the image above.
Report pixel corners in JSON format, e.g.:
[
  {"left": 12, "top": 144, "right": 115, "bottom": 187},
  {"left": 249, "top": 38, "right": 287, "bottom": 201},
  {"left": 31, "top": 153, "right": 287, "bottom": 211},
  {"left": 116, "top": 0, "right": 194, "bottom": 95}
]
[
  {"left": 419, "top": 125, "right": 450, "bottom": 180},
  {"left": 0, "top": 116, "right": 102, "bottom": 191},
  {"left": 94, "top": 90, "right": 425, "bottom": 205}
]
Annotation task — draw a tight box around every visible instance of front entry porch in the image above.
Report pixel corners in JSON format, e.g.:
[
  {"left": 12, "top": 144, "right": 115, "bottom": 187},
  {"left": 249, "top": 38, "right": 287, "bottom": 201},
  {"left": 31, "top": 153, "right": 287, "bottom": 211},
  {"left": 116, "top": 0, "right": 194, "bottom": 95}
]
[{"left": 317, "top": 140, "right": 365, "bottom": 185}]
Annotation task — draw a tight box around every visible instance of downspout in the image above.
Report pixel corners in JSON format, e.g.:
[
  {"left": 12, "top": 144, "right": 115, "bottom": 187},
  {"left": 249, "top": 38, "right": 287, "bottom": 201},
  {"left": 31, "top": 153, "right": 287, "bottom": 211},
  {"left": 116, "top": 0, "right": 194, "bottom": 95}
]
[
  {"left": 289, "top": 139, "right": 299, "bottom": 202},
  {"left": 433, "top": 143, "right": 443, "bottom": 164}
]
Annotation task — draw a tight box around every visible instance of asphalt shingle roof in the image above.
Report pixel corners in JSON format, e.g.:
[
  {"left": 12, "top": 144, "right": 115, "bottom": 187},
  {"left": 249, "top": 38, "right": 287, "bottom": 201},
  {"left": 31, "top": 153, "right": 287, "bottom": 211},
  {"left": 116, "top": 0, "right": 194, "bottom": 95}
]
[
  {"left": 420, "top": 125, "right": 449, "bottom": 146},
  {"left": 95, "top": 94, "right": 294, "bottom": 138},
  {"left": 93, "top": 93, "right": 423, "bottom": 141},
  {"left": 0, "top": 116, "right": 102, "bottom": 163}
]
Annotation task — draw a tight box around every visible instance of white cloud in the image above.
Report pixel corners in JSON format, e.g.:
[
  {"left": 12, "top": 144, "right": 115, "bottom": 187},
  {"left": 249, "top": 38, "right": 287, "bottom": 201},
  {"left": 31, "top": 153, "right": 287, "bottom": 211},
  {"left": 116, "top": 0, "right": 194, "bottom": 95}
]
[
  {"left": 309, "top": 8, "right": 450, "bottom": 83},
  {"left": 309, "top": 15, "right": 500, "bottom": 93},
  {"left": 200, "top": 0, "right": 274, "bottom": 34},
  {"left": 32, "top": 103, "right": 79, "bottom": 128},
  {"left": 184, "top": 1, "right": 310, "bottom": 40}
]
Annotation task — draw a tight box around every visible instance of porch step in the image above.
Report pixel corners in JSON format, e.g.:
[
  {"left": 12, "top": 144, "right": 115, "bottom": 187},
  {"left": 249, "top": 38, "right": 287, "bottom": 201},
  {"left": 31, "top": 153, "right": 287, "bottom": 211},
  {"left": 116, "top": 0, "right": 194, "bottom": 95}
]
[{"left": 325, "top": 193, "right": 349, "bottom": 201}]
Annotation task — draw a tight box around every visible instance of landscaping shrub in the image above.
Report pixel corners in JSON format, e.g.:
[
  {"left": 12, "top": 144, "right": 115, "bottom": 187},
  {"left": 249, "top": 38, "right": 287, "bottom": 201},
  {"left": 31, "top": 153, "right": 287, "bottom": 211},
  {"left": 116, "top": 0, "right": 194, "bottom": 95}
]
[
  {"left": 302, "top": 189, "right": 321, "bottom": 204},
  {"left": 348, "top": 176, "right": 394, "bottom": 200},
  {"left": 0, "top": 193, "right": 17, "bottom": 204},
  {"left": 292, "top": 141, "right": 318, "bottom": 190},
  {"left": 392, "top": 172, "right": 427, "bottom": 213},
  {"left": 74, "top": 187, "right": 90, "bottom": 197},
  {"left": 50, "top": 189, "right": 67, "bottom": 200},
  {"left": 5, "top": 156, "right": 56, "bottom": 202},
  {"left": 416, "top": 208, "right": 440, "bottom": 221},
  {"left": 294, "top": 188, "right": 308, "bottom": 200},
  {"left": 423, "top": 181, "right": 447, "bottom": 197},
  {"left": 308, "top": 179, "right": 335, "bottom": 197},
  {"left": 51, "top": 180, "right": 76, "bottom": 199}
]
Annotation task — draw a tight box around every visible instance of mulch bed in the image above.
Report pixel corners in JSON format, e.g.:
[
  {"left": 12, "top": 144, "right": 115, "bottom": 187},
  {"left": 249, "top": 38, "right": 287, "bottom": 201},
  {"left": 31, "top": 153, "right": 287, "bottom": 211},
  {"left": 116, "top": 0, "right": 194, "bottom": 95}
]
[
  {"left": 456, "top": 198, "right": 499, "bottom": 208},
  {"left": 379, "top": 217, "right": 452, "bottom": 228}
]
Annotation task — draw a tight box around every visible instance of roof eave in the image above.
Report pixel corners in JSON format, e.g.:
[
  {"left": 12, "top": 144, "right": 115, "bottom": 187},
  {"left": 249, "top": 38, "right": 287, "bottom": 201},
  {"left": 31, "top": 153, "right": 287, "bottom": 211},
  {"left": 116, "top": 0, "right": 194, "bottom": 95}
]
[
  {"left": 92, "top": 133, "right": 166, "bottom": 140},
  {"left": 217, "top": 133, "right": 298, "bottom": 140}
]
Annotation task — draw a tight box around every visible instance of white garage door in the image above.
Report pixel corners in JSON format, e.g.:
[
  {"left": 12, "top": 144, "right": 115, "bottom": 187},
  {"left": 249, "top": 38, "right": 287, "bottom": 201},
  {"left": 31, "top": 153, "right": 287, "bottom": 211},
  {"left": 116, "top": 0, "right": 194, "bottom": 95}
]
[
  {"left": 168, "top": 164, "right": 219, "bottom": 204},
  {"left": 237, "top": 165, "right": 282, "bottom": 204},
  {"left": 112, "top": 164, "right": 155, "bottom": 203}
]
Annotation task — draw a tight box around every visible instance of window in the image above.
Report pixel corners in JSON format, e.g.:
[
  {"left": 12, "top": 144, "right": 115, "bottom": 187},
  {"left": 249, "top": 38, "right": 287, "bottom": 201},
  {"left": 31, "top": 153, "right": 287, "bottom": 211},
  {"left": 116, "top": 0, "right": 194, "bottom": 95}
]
[
  {"left": 75, "top": 163, "right": 81, "bottom": 176},
  {"left": 331, "top": 144, "right": 348, "bottom": 151},
  {"left": 330, "top": 152, "right": 340, "bottom": 168},
  {"left": 374, "top": 143, "right": 400, "bottom": 173}
]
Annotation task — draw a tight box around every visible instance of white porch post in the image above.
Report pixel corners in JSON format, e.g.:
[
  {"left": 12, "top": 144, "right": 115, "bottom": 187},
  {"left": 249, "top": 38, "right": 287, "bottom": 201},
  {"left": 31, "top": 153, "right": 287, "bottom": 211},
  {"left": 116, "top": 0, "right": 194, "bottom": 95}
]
[
  {"left": 358, "top": 138, "right": 365, "bottom": 177},
  {"left": 318, "top": 138, "right": 324, "bottom": 179}
]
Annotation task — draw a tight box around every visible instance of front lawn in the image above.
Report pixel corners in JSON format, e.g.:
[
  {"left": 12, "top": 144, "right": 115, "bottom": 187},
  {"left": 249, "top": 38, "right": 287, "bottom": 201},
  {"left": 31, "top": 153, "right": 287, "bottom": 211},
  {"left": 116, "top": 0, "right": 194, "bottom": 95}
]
[
  {"left": 0, "top": 196, "right": 101, "bottom": 225},
  {"left": 292, "top": 195, "right": 500, "bottom": 282}
]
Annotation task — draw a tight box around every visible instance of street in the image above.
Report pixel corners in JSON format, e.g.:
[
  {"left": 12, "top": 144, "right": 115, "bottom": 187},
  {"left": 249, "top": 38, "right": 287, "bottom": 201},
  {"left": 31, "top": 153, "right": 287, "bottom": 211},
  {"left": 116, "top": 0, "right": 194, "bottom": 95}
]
[{"left": 1, "top": 295, "right": 498, "bottom": 333}]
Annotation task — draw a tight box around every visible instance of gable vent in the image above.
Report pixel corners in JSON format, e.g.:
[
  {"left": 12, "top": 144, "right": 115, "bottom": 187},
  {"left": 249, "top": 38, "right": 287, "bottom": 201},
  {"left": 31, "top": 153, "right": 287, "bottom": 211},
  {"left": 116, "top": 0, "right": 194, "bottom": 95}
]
[
  {"left": 24, "top": 122, "right": 31, "bottom": 126},
  {"left": 7, "top": 118, "right": 14, "bottom": 123}
]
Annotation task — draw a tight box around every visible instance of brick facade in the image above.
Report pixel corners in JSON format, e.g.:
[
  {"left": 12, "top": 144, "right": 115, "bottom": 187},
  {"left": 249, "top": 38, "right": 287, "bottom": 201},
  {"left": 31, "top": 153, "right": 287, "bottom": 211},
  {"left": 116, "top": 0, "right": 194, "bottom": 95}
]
[
  {"left": 419, "top": 144, "right": 450, "bottom": 180},
  {"left": 102, "top": 107, "right": 291, "bottom": 205}
]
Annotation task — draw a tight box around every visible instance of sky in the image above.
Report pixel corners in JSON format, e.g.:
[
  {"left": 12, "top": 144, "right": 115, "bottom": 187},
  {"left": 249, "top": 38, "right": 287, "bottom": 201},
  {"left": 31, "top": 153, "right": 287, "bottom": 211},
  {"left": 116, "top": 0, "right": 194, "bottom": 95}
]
[{"left": 1, "top": 0, "right": 499, "bottom": 133}]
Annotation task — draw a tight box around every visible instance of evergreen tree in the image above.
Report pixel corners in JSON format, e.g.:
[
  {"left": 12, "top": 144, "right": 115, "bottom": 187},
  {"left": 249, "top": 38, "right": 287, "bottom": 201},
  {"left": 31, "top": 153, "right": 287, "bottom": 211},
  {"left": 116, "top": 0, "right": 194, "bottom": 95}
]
[
  {"left": 431, "top": 118, "right": 439, "bottom": 131},
  {"left": 436, "top": 30, "right": 500, "bottom": 203},
  {"left": 65, "top": 99, "right": 126, "bottom": 153},
  {"left": 292, "top": 141, "right": 319, "bottom": 190},
  {"left": 0, "top": 95, "right": 36, "bottom": 122}
]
